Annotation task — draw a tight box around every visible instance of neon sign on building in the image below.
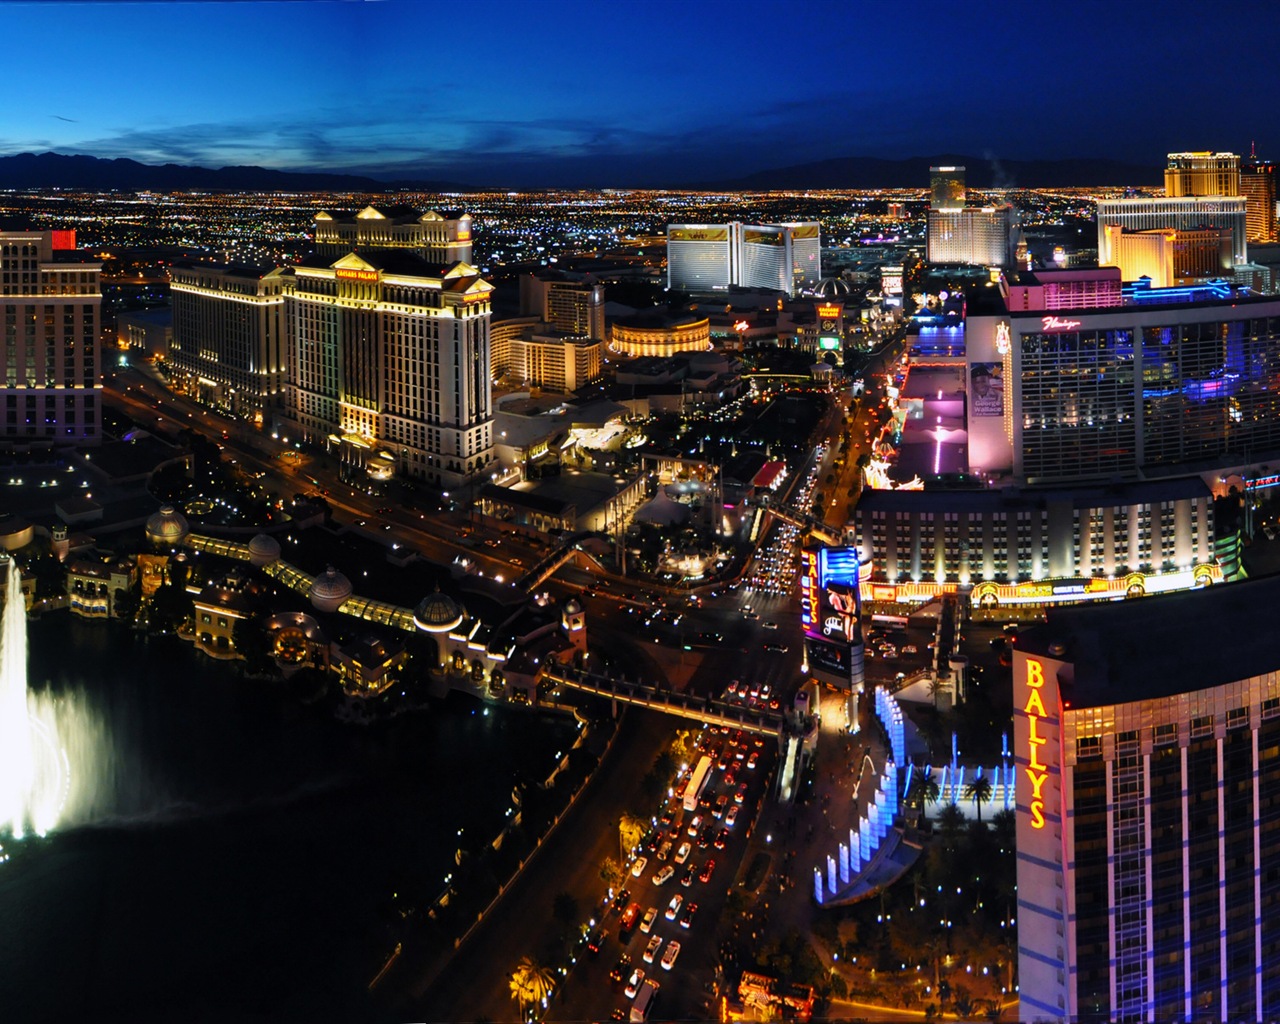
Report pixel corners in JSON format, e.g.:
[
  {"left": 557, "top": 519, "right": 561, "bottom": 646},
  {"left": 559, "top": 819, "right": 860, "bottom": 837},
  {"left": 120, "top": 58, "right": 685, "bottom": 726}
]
[
  {"left": 1041, "top": 315, "right": 1082, "bottom": 332},
  {"left": 1022, "top": 658, "right": 1049, "bottom": 829}
]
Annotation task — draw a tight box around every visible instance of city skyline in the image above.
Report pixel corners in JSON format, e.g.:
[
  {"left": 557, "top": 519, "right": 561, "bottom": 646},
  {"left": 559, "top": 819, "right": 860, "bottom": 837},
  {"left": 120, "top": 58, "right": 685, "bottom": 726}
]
[{"left": 3, "top": 0, "right": 1278, "bottom": 188}]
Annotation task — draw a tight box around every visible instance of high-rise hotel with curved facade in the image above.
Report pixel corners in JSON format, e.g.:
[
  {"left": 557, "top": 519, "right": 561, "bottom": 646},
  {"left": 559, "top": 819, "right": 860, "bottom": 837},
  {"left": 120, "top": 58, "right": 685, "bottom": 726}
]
[{"left": 1015, "top": 575, "right": 1280, "bottom": 1020}]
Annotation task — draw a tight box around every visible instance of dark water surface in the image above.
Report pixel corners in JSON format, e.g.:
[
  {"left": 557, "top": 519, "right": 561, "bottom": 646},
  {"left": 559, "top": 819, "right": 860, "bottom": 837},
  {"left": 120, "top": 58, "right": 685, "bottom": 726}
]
[{"left": 0, "top": 618, "right": 574, "bottom": 1023}]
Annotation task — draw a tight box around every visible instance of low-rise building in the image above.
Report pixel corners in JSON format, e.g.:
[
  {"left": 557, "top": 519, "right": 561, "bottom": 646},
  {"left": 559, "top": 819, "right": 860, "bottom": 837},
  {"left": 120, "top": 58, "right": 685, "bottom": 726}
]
[{"left": 66, "top": 559, "right": 136, "bottom": 619}]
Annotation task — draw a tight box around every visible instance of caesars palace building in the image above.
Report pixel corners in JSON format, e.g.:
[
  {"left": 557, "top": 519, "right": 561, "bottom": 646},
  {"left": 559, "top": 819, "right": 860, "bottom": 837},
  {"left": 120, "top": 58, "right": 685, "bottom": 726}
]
[
  {"left": 855, "top": 274, "right": 1280, "bottom": 606},
  {"left": 1014, "top": 575, "right": 1280, "bottom": 1020}
]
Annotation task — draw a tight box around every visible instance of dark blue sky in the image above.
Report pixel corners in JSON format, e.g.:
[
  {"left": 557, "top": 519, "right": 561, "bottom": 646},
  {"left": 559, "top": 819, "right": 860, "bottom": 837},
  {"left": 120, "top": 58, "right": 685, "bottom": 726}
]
[{"left": 4, "top": 0, "right": 1278, "bottom": 187}]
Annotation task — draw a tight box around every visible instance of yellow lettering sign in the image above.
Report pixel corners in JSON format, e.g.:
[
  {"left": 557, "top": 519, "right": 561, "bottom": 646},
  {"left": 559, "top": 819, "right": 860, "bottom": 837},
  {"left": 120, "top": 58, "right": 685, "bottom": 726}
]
[{"left": 1024, "top": 657, "right": 1050, "bottom": 829}]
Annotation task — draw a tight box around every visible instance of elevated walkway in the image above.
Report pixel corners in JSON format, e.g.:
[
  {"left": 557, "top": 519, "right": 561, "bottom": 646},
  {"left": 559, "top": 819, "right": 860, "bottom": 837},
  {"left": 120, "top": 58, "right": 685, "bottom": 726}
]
[{"left": 542, "top": 665, "right": 786, "bottom": 738}]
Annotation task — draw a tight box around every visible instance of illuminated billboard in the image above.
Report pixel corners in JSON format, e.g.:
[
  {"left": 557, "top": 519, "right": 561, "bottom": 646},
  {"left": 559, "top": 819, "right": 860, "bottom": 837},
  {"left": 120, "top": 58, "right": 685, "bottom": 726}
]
[
  {"left": 51, "top": 230, "right": 76, "bottom": 251},
  {"left": 806, "top": 637, "right": 853, "bottom": 677},
  {"left": 801, "top": 545, "right": 862, "bottom": 645},
  {"left": 818, "top": 337, "right": 841, "bottom": 351}
]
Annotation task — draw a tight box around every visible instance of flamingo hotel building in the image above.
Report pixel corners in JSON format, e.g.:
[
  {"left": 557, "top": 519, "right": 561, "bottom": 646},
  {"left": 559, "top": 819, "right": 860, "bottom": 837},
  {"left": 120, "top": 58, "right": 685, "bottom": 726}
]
[{"left": 853, "top": 271, "right": 1280, "bottom": 609}]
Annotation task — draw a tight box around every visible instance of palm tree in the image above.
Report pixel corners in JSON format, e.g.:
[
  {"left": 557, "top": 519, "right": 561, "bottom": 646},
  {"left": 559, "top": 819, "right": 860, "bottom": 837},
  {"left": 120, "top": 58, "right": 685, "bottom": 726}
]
[
  {"left": 936, "top": 801, "right": 966, "bottom": 842},
  {"left": 509, "top": 956, "right": 555, "bottom": 1019},
  {"left": 911, "top": 768, "right": 941, "bottom": 816},
  {"left": 618, "top": 813, "right": 647, "bottom": 861},
  {"left": 965, "top": 774, "right": 994, "bottom": 824}
]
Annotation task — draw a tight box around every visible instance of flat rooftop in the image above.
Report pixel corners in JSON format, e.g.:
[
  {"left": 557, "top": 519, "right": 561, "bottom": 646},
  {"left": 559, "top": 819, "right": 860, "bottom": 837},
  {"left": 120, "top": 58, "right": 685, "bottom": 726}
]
[{"left": 1020, "top": 573, "right": 1280, "bottom": 708}]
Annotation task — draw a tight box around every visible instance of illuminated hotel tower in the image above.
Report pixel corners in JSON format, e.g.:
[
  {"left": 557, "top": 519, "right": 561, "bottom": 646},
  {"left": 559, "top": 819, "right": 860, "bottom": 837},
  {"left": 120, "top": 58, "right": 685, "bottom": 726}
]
[
  {"left": 1164, "top": 151, "right": 1240, "bottom": 197},
  {"left": 930, "top": 165, "right": 966, "bottom": 211},
  {"left": 666, "top": 222, "right": 821, "bottom": 297},
  {"left": 1242, "top": 149, "right": 1278, "bottom": 243},
  {"left": 168, "top": 262, "right": 287, "bottom": 426},
  {"left": 1014, "top": 578, "right": 1280, "bottom": 1020},
  {"left": 283, "top": 250, "right": 495, "bottom": 488},
  {"left": 0, "top": 229, "right": 102, "bottom": 445}
]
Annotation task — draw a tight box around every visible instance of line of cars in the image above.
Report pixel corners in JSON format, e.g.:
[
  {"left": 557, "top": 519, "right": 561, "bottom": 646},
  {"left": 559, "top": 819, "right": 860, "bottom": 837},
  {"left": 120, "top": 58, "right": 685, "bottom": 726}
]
[{"left": 601, "top": 724, "right": 765, "bottom": 1019}]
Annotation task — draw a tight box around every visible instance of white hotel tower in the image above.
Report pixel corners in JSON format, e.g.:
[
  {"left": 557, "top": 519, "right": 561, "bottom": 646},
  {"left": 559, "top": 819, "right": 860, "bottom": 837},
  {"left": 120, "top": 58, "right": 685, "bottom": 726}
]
[{"left": 667, "top": 221, "right": 821, "bottom": 296}]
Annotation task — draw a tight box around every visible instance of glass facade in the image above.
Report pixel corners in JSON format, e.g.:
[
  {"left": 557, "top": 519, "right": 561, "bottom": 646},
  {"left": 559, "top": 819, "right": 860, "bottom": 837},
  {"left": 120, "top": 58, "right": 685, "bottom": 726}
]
[
  {"left": 1020, "top": 328, "right": 1137, "bottom": 481},
  {"left": 1020, "top": 315, "right": 1280, "bottom": 482}
]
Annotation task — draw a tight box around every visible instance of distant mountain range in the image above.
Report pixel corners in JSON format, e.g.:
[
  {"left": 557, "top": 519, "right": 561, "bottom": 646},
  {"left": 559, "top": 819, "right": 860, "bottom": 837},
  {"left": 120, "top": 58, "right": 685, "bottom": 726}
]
[
  {"left": 0, "top": 150, "right": 1161, "bottom": 193},
  {"left": 700, "top": 154, "right": 1161, "bottom": 191},
  {"left": 0, "top": 152, "right": 464, "bottom": 193}
]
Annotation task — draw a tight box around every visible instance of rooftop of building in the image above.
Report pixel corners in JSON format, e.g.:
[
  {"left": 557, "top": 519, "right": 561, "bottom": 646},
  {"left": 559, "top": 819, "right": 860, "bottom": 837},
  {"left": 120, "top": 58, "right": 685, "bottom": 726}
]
[
  {"left": 857, "top": 474, "right": 1212, "bottom": 513},
  {"left": 314, "top": 205, "right": 467, "bottom": 224},
  {"left": 1021, "top": 572, "right": 1280, "bottom": 708},
  {"left": 294, "top": 251, "right": 483, "bottom": 280},
  {"left": 612, "top": 308, "right": 709, "bottom": 329}
]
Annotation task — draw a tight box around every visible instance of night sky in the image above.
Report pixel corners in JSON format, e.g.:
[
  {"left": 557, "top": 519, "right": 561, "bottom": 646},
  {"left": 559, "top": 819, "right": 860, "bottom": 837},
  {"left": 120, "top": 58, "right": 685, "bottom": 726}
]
[{"left": 3, "top": 0, "right": 1278, "bottom": 187}]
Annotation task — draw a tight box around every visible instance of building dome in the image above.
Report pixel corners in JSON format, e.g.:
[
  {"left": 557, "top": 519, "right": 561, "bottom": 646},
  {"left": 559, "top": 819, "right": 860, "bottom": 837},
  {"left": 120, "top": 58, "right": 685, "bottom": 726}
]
[
  {"left": 247, "top": 533, "right": 282, "bottom": 567},
  {"left": 308, "top": 566, "right": 353, "bottom": 613},
  {"left": 813, "top": 277, "right": 853, "bottom": 299},
  {"left": 563, "top": 597, "right": 582, "bottom": 617},
  {"left": 144, "top": 504, "right": 189, "bottom": 549},
  {"left": 413, "top": 589, "right": 464, "bottom": 633}
]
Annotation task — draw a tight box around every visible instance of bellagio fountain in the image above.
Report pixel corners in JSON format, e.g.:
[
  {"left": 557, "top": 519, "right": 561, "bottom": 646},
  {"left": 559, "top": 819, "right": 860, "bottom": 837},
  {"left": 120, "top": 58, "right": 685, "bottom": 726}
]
[{"left": 0, "top": 557, "right": 71, "bottom": 849}]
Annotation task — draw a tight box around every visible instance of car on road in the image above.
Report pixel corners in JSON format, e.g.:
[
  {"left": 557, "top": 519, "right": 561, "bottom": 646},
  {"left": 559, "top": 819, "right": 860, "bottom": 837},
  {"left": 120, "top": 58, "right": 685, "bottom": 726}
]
[
  {"left": 714, "top": 827, "right": 728, "bottom": 850},
  {"left": 747, "top": 751, "right": 759, "bottom": 770},
  {"left": 699, "top": 859, "right": 716, "bottom": 883},
  {"left": 656, "top": 839, "right": 672, "bottom": 861},
  {"left": 642, "top": 934, "right": 663, "bottom": 963},
  {"left": 680, "top": 867, "right": 694, "bottom": 887},
  {"left": 764, "top": 642, "right": 789, "bottom": 653},
  {"left": 660, "top": 940, "right": 681, "bottom": 971},
  {"left": 762, "top": 620, "right": 779, "bottom": 629},
  {"left": 587, "top": 928, "right": 606, "bottom": 955},
  {"left": 665, "top": 894, "right": 683, "bottom": 920},
  {"left": 679, "top": 902, "right": 698, "bottom": 928},
  {"left": 619, "top": 902, "right": 641, "bottom": 940},
  {"left": 652, "top": 865, "right": 674, "bottom": 886},
  {"left": 903, "top": 644, "right": 918, "bottom": 654},
  {"left": 611, "top": 889, "right": 631, "bottom": 914},
  {"left": 725, "top": 805, "right": 740, "bottom": 828},
  {"left": 735, "top": 784, "right": 748, "bottom": 803},
  {"left": 631, "top": 856, "right": 648, "bottom": 878},
  {"left": 609, "top": 953, "right": 631, "bottom": 982},
  {"left": 624, "top": 966, "right": 646, "bottom": 998},
  {"left": 640, "top": 906, "right": 658, "bottom": 934},
  {"left": 674, "top": 842, "right": 692, "bottom": 864}
]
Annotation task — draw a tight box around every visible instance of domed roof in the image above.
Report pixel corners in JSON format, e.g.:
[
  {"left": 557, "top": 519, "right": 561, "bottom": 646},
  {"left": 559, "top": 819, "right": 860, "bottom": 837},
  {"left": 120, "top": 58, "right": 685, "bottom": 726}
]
[
  {"left": 308, "top": 566, "right": 353, "bottom": 612},
  {"left": 413, "top": 588, "right": 464, "bottom": 633},
  {"left": 563, "top": 597, "right": 582, "bottom": 616},
  {"left": 247, "top": 533, "right": 281, "bottom": 567},
  {"left": 813, "top": 277, "right": 852, "bottom": 299},
  {"left": 145, "top": 505, "right": 189, "bottom": 548}
]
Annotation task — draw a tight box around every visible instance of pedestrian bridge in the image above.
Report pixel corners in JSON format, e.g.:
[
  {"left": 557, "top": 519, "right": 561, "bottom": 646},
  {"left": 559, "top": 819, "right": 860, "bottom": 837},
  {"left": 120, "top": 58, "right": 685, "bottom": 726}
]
[{"left": 541, "top": 666, "right": 787, "bottom": 738}]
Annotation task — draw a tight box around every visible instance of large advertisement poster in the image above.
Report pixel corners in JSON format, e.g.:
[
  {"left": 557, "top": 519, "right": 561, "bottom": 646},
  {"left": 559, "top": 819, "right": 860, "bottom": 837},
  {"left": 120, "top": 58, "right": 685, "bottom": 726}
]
[{"left": 968, "top": 361, "right": 1004, "bottom": 417}]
